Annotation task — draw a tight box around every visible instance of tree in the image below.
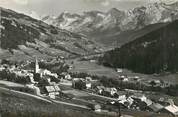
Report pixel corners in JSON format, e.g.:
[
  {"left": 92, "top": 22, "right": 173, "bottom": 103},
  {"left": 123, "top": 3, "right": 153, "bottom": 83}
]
[{"left": 73, "top": 80, "right": 86, "bottom": 90}]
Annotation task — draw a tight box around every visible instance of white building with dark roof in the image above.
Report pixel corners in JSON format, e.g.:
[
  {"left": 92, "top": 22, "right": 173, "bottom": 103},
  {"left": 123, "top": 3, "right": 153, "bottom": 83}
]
[{"left": 45, "top": 85, "right": 61, "bottom": 99}]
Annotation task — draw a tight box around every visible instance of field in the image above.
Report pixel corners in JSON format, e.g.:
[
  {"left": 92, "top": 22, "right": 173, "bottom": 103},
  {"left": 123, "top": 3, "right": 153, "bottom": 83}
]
[{"left": 67, "top": 59, "right": 178, "bottom": 84}]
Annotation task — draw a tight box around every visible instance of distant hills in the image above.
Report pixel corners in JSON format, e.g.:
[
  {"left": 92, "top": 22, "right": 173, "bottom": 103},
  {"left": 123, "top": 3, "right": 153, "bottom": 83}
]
[
  {"left": 0, "top": 8, "right": 102, "bottom": 62},
  {"left": 42, "top": 2, "right": 178, "bottom": 47},
  {"left": 100, "top": 20, "right": 178, "bottom": 74}
]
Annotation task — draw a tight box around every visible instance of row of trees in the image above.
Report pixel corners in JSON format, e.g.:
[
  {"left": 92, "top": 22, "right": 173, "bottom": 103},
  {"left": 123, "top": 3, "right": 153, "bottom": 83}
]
[
  {"left": 0, "top": 70, "right": 31, "bottom": 84},
  {"left": 100, "top": 77, "right": 178, "bottom": 96},
  {"left": 68, "top": 71, "right": 178, "bottom": 97}
]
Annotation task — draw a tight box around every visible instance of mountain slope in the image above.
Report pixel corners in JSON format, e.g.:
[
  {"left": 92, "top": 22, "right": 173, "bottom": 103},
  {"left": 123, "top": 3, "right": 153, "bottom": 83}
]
[
  {"left": 0, "top": 8, "right": 102, "bottom": 62},
  {"left": 100, "top": 20, "right": 178, "bottom": 74},
  {"left": 42, "top": 2, "right": 178, "bottom": 47}
]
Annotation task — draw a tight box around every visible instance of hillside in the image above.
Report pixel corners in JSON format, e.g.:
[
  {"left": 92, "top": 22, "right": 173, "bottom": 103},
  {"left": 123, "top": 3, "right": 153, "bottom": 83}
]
[
  {"left": 0, "top": 8, "right": 102, "bottom": 62},
  {"left": 0, "top": 87, "right": 109, "bottom": 117},
  {"left": 100, "top": 20, "right": 178, "bottom": 74}
]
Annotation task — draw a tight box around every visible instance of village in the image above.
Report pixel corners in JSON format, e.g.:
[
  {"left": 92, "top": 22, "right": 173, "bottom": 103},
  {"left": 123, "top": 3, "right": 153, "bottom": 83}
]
[{"left": 0, "top": 57, "right": 178, "bottom": 117}]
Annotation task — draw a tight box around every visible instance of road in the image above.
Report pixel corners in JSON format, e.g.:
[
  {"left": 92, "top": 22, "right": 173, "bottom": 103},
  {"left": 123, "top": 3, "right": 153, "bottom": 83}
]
[
  {"left": 87, "top": 92, "right": 118, "bottom": 101},
  {"left": 51, "top": 99, "right": 90, "bottom": 110},
  {"left": 0, "top": 86, "right": 90, "bottom": 110},
  {"left": 0, "top": 87, "right": 52, "bottom": 103}
]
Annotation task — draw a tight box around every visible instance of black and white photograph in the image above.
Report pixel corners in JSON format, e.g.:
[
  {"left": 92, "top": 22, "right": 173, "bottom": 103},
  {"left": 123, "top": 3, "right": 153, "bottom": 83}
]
[{"left": 0, "top": 0, "right": 178, "bottom": 117}]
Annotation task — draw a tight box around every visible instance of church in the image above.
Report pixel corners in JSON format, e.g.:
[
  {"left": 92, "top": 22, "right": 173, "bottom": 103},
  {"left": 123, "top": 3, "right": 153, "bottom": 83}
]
[{"left": 34, "top": 58, "right": 58, "bottom": 79}]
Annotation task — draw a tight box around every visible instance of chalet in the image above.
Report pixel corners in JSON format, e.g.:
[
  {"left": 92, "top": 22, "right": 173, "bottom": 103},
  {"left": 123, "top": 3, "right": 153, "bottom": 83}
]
[
  {"left": 158, "top": 97, "right": 171, "bottom": 106},
  {"left": 88, "top": 103, "right": 101, "bottom": 112},
  {"left": 116, "top": 91, "right": 127, "bottom": 101},
  {"left": 85, "top": 77, "right": 92, "bottom": 89},
  {"left": 143, "top": 99, "right": 153, "bottom": 106},
  {"left": 116, "top": 68, "right": 123, "bottom": 73},
  {"left": 131, "top": 93, "right": 147, "bottom": 102},
  {"left": 0, "top": 65, "right": 5, "bottom": 71},
  {"left": 159, "top": 105, "right": 178, "bottom": 116},
  {"left": 126, "top": 97, "right": 134, "bottom": 108},
  {"left": 96, "top": 86, "right": 105, "bottom": 94},
  {"left": 103, "top": 87, "right": 117, "bottom": 97},
  {"left": 86, "top": 82, "right": 92, "bottom": 89},
  {"left": 149, "top": 80, "right": 161, "bottom": 87},
  {"left": 61, "top": 72, "right": 72, "bottom": 80},
  {"left": 45, "top": 85, "right": 61, "bottom": 99},
  {"left": 64, "top": 74, "right": 72, "bottom": 80},
  {"left": 119, "top": 75, "right": 129, "bottom": 82},
  {"left": 26, "top": 84, "right": 41, "bottom": 96},
  {"left": 131, "top": 76, "right": 141, "bottom": 82}
]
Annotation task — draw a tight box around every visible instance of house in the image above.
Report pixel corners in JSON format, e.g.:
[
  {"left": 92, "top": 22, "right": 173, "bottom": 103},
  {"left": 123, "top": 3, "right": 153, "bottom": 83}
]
[
  {"left": 88, "top": 103, "right": 101, "bottom": 112},
  {"left": 86, "top": 77, "right": 92, "bottom": 82},
  {"left": 126, "top": 97, "right": 134, "bottom": 108},
  {"left": 72, "top": 78, "right": 86, "bottom": 90},
  {"left": 131, "top": 76, "right": 141, "bottom": 82},
  {"left": 38, "top": 69, "right": 57, "bottom": 78},
  {"left": 64, "top": 74, "right": 72, "bottom": 80},
  {"left": 118, "top": 94, "right": 126, "bottom": 101},
  {"left": 116, "top": 91, "right": 127, "bottom": 101},
  {"left": 158, "top": 97, "right": 171, "bottom": 106},
  {"left": 86, "top": 82, "right": 92, "bottom": 89},
  {"left": 0, "top": 65, "right": 5, "bottom": 71},
  {"left": 103, "top": 87, "right": 117, "bottom": 97},
  {"left": 130, "top": 93, "right": 150, "bottom": 110},
  {"left": 110, "top": 88, "right": 117, "bottom": 96},
  {"left": 45, "top": 85, "right": 61, "bottom": 99},
  {"left": 85, "top": 77, "right": 92, "bottom": 89},
  {"left": 28, "top": 74, "right": 36, "bottom": 84},
  {"left": 143, "top": 99, "right": 153, "bottom": 106},
  {"left": 116, "top": 68, "right": 123, "bottom": 73},
  {"left": 119, "top": 76, "right": 129, "bottom": 82},
  {"left": 131, "top": 93, "right": 147, "bottom": 102},
  {"left": 96, "top": 86, "right": 105, "bottom": 94},
  {"left": 148, "top": 103, "right": 164, "bottom": 112},
  {"left": 160, "top": 105, "right": 178, "bottom": 116},
  {"left": 26, "top": 84, "right": 41, "bottom": 96},
  {"left": 149, "top": 80, "right": 161, "bottom": 87},
  {"left": 61, "top": 72, "right": 72, "bottom": 80}
]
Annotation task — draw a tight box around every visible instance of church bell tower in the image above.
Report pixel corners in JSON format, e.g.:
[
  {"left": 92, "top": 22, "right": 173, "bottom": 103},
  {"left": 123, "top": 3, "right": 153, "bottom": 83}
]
[{"left": 35, "top": 57, "right": 40, "bottom": 74}]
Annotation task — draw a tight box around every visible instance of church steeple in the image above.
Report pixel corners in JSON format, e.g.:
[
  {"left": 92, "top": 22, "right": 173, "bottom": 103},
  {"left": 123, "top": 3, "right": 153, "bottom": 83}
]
[{"left": 35, "top": 57, "right": 39, "bottom": 73}]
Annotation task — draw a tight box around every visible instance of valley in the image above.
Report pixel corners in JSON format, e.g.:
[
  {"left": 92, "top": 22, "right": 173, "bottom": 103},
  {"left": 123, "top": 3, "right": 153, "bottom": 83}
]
[{"left": 1, "top": 1, "right": 178, "bottom": 117}]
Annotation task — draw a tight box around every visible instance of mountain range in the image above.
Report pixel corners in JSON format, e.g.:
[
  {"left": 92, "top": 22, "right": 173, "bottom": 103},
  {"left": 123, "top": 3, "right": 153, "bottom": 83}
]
[{"left": 42, "top": 2, "right": 178, "bottom": 47}]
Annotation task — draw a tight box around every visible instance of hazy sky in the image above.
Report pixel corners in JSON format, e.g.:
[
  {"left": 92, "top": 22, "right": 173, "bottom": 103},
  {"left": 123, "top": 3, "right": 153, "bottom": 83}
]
[{"left": 0, "top": 0, "right": 178, "bottom": 17}]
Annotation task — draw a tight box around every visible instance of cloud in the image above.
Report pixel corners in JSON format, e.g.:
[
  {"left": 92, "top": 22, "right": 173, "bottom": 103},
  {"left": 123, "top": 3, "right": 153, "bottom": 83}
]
[
  {"left": 159, "top": 0, "right": 178, "bottom": 4},
  {"left": 13, "top": 0, "right": 28, "bottom": 5},
  {"left": 28, "top": 11, "right": 40, "bottom": 20},
  {"left": 101, "top": 0, "right": 110, "bottom": 6}
]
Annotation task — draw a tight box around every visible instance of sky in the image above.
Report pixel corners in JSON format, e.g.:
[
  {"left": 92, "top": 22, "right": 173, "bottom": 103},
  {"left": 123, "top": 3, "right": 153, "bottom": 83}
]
[{"left": 0, "top": 0, "right": 178, "bottom": 18}]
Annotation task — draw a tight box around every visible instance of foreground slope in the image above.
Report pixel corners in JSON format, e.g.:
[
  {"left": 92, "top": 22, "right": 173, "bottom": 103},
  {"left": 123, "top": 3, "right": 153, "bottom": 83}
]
[
  {"left": 0, "top": 87, "right": 107, "bottom": 117},
  {"left": 100, "top": 20, "right": 178, "bottom": 74}
]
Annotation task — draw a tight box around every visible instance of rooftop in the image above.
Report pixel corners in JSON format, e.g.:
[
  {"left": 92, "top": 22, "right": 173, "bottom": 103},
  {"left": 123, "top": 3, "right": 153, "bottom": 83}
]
[{"left": 164, "top": 105, "right": 178, "bottom": 115}]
